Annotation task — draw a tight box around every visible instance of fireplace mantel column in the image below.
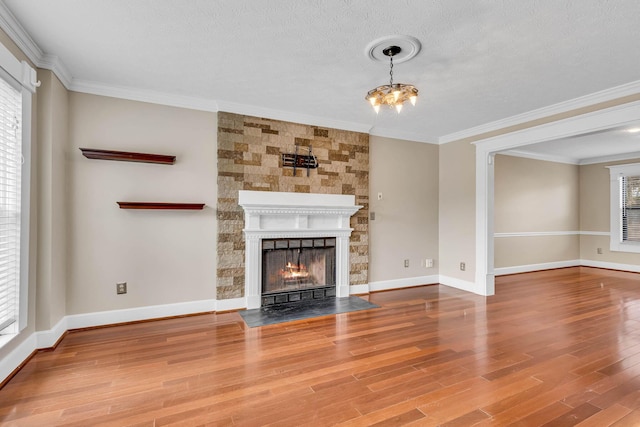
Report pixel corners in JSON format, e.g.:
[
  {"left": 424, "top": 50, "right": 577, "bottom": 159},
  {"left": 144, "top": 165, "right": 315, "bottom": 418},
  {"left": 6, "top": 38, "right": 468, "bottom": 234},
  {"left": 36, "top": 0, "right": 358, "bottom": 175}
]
[
  {"left": 335, "top": 234, "right": 351, "bottom": 299},
  {"left": 244, "top": 234, "right": 262, "bottom": 309}
]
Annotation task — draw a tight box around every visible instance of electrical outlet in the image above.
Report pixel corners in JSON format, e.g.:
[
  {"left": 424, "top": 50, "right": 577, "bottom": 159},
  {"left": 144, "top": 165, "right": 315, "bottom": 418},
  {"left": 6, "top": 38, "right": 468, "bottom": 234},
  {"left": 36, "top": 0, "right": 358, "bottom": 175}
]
[
  {"left": 377, "top": 192, "right": 383, "bottom": 200},
  {"left": 404, "top": 259, "right": 409, "bottom": 268},
  {"left": 597, "top": 247, "right": 603, "bottom": 254},
  {"left": 460, "top": 262, "right": 466, "bottom": 271},
  {"left": 116, "top": 282, "right": 127, "bottom": 294},
  {"left": 370, "top": 212, "right": 376, "bottom": 220},
  {"left": 426, "top": 258, "right": 434, "bottom": 268}
]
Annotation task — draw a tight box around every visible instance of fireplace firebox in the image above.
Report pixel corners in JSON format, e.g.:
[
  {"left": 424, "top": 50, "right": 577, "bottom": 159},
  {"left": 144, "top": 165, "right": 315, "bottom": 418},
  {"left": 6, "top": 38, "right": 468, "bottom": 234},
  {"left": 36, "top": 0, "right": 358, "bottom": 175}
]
[{"left": 261, "top": 237, "right": 336, "bottom": 306}]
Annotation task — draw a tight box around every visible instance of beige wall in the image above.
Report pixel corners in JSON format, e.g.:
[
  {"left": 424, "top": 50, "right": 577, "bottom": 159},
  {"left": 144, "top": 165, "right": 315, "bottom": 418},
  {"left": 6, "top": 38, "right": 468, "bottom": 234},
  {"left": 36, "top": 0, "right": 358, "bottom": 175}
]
[
  {"left": 36, "top": 70, "right": 69, "bottom": 330},
  {"left": 495, "top": 235, "right": 579, "bottom": 268},
  {"left": 369, "top": 136, "right": 438, "bottom": 281},
  {"left": 438, "top": 139, "right": 476, "bottom": 282},
  {"left": 494, "top": 155, "right": 580, "bottom": 268},
  {"left": 579, "top": 157, "right": 640, "bottom": 266},
  {"left": 67, "top": 93, "right": 218, "bottom": 314}
]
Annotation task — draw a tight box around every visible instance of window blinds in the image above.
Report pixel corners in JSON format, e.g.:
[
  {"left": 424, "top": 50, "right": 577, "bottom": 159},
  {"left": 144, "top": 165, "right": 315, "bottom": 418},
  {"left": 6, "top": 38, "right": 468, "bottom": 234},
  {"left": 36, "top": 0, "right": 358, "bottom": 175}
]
[
  {"left": 622, "top": 176, "right": 640, "bottom": 243},
  {"left": 0, "top": 77, "right": 21, "bottom": 333}
]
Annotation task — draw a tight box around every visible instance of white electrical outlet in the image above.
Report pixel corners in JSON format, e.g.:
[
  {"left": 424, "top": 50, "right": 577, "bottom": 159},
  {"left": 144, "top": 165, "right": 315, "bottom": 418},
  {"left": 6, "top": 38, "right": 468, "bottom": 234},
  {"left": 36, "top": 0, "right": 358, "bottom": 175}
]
[
  {"left": 426, "top": 258, "right": 434, "bottom": 268},
  {"left": 404, "top": 259, "right": 409, "bottom": 268}
]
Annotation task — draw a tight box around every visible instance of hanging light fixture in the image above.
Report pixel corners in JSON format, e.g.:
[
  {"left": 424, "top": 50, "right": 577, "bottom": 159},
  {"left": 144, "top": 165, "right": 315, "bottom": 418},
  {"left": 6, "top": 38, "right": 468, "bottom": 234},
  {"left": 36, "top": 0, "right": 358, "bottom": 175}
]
[{"left": 365, "top": 46, "right": 418, "bottom": 114}]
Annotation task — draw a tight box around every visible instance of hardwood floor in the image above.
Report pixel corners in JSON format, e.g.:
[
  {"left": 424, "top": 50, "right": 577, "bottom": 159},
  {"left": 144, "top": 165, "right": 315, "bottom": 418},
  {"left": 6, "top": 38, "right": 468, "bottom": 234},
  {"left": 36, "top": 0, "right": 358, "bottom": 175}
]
[{"left": 3, "top": 266, "right": 640, "bottom": 426}]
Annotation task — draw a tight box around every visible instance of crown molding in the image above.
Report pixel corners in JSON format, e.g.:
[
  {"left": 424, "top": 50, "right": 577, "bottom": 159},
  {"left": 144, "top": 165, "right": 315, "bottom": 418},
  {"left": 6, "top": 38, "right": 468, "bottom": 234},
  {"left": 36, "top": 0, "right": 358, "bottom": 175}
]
[
  {"left": 579, "top": 151, "right": 640, "bottom": 165},
  {"left": 5, "top": 0, "right": 636, "bottom": 144},
  {"left": 440, "top": 80, "right": 640, "bottom": 144},
  {"left": 70, "top": 79, "right": 219, "bottom": 112},
  {"left": 498, "top": 149, "right": 579, "bottom": 165},
  {"left": 216, "top": 100, "right": 371, "bottom": 134},
  {"left": 0, "top": 2, "right": 71, "bottom": 89},
  {"left": 500, "top": 143, "right": 640, "bottom": 167},
  {"left": 368, "top": 125, "right": 434, "bottom": 144},
  {"left": 38, "top": 53, "right": 72, "bottom": 88},
  {"left": 473, "top": 101, "right": 640, "bottom": 152},
  {"left": 0, "top": 1, "right": 42, "bottom": 66}
]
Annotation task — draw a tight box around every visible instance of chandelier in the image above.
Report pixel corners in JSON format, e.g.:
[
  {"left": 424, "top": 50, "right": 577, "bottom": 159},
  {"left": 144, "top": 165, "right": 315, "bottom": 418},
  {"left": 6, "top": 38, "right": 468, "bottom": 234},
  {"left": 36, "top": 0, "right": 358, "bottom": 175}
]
[{"left": 365, "top": 46, "right": 418, "bottom": 114}]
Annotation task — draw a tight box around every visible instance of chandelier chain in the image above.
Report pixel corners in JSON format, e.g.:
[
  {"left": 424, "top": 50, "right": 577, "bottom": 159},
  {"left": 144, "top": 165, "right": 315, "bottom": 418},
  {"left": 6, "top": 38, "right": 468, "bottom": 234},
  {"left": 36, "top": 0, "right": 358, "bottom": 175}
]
[{"left": 365, "top": 44, "right": 418, "bottom": 114}]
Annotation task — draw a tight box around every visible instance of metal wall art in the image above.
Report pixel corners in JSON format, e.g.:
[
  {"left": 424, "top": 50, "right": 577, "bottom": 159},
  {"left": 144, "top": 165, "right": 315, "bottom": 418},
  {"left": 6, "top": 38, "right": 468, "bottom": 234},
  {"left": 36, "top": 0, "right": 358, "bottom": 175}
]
[{"left": 281, "top": 145, "right": 318, "bottom": 176}]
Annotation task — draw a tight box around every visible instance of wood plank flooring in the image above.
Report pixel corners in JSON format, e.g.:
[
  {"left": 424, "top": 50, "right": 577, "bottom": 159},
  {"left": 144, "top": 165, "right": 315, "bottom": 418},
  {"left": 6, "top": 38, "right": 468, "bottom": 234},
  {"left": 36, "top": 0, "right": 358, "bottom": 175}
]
[{"left": 2, "top": 266, "right": 640, "bottom": 426}]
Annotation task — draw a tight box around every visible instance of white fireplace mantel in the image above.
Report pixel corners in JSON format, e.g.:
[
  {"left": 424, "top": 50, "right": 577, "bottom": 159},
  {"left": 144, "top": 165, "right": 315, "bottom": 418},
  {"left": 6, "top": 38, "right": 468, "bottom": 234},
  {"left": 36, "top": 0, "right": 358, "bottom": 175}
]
[{"left": 238, "top": 190, "right": 362, "bottom": 309}]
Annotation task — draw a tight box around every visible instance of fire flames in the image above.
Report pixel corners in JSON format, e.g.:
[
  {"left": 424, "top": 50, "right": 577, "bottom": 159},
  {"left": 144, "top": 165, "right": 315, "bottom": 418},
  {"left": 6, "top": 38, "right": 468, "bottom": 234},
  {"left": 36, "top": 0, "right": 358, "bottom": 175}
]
[{"left": 280, "top": 262, "right": 310, "bottom": 281}]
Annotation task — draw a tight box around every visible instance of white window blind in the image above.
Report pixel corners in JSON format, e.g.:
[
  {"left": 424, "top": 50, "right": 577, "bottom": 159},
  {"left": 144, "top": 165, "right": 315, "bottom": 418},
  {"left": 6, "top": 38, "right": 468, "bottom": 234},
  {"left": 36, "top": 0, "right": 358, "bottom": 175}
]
[
  {"left": 0, "top": 76, "right": 21, "bottom": 334},
  {"left": 622, "top": 176, "right": 640, "bottom": 243}
]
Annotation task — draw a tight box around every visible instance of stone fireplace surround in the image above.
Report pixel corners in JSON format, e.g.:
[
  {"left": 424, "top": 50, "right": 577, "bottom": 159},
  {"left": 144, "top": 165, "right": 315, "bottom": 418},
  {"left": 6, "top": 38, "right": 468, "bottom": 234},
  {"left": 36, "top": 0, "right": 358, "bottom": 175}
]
[{"left": 239, "top": 190, "right": 362, "bottom": 309}]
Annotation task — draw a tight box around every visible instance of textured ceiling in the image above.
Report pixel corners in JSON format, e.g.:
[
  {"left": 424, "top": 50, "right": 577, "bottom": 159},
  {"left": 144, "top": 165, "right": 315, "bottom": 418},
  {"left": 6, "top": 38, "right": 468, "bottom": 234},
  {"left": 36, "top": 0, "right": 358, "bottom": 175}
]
[{"left": 3, "top": 0, "right": 640, "bottom": 144}]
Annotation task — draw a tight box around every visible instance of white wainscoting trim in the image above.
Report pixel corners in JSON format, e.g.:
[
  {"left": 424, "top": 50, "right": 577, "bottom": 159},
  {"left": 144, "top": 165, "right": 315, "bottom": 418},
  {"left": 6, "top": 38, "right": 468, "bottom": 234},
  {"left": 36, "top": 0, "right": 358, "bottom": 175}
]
[
  {"left": 368, "top": 275, "right": 439, "bottom": 292},
  {"left": 495, "top": 260, "right": 581, "bottom": 276},
  {"left": 494, "top": 231, "right": 611, "bottom": 238},
  {"left": 579, "top": 259, "right": 640, "bottom": 273},
  {"left": 494, "top": 231, "right": 580, "bottom": 238},
  {"left": 438, "top": 275, "right": 480, "bottom": 294}
]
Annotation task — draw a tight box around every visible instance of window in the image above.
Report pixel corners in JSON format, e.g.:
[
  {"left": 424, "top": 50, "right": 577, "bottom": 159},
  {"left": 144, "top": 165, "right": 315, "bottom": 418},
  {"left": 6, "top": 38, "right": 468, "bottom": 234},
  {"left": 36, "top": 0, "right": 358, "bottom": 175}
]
[
  {"left": 0, "top": 45, "right": 36, "bottom": 345},
  {"left": 622, "top": 176, "right": 640, "bottom": 242},
  {"left": 609, "top": 163, "right": 640, "bottom": 253},
  {"left": 0, "top": 78, "right": 21, "bottom": 335}
]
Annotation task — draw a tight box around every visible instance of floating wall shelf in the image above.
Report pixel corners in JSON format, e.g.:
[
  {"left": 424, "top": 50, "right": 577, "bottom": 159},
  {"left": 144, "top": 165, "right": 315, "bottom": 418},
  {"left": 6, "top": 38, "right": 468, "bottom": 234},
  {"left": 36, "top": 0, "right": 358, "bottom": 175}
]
[
  {"left": 117, "top": 202, "right": 205, "bottom": 210},
  {"left": 80, "top": 148, "right": 176, "bottom": 165}
]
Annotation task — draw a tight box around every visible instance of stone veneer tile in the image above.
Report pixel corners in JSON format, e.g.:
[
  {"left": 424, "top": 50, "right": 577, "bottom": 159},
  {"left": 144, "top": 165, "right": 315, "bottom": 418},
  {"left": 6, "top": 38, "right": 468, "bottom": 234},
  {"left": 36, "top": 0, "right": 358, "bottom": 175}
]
[{"left": 216, "top": 112, "right": 369, "bottom": 299}]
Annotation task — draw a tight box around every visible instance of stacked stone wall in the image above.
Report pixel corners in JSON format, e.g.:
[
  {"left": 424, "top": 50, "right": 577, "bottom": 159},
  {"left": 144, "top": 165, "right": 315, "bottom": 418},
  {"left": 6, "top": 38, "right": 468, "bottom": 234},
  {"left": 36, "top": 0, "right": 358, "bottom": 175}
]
[{"left": 216, "top": 112, "right": 369, "bottom": 298}]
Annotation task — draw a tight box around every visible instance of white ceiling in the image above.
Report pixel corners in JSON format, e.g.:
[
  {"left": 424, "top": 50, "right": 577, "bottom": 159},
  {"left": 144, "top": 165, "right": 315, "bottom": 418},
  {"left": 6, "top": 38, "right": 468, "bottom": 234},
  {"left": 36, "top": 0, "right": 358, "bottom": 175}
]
[{"left": 2, "top": 1, "right": 640, "bottom": 149}]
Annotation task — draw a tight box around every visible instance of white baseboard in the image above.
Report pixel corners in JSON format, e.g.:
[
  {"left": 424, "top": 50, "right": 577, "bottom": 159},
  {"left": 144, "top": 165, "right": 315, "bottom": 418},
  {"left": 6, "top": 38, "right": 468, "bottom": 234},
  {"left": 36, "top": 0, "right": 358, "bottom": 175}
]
[
  {"left": 494, "top": 260, "right": 581, "bottom": 276},
  {"left": 579, "top": 259, "right": 640, "bottom": 273},
  {"left": 438, "top": 275, "right": 478, "bottom": 294},
  {"left": 0, "top": 333, "right": 37, "bottom": 386},
  {"left": 216, "top": 297, "right": 245, "bottom": 312},
  {"left": 369, "top": 275, "right": 439, "bottom": 292},
  {"left": 494, "top": 259, "right": 640, "bottom": 276},
  {"left": 66, "top": 298, "right": 217, "bottom": 330},
  {"left": 35, "top": 317, "right": 69, "bottom": 348},
  {"left": 349, "top": 275, "right": 439, "bottom": 295},
  {"left": 349, "top": 284, "right": 370, "bottom": 295},
  {"left": 10, "top": 260, "right": 640, "bottom": 385}
]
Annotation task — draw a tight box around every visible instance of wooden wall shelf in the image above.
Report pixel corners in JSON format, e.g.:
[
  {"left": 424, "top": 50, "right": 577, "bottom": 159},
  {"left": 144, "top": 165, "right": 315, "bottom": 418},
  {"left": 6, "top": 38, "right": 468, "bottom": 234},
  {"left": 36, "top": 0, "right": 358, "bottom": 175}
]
[
  {"left": 80, "top": 148, "right": 176, "bottom": 165},
  {"left": 117, "top": 202, "right": 205, "bottom": 210}
]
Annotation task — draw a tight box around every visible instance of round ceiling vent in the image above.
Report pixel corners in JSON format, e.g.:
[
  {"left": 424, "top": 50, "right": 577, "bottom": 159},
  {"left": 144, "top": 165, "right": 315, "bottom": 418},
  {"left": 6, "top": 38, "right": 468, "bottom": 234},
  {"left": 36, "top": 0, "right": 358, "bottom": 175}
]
[{"left": 365, "top": 35, "right": 421, "bottom": 64}]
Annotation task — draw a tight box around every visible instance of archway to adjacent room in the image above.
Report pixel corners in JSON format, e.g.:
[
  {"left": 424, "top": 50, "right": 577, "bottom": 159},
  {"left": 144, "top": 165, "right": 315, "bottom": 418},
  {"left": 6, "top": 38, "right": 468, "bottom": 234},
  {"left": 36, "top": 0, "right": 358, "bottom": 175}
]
[{"left": 474, "top": 100, "right": 640, "bottom": 295}]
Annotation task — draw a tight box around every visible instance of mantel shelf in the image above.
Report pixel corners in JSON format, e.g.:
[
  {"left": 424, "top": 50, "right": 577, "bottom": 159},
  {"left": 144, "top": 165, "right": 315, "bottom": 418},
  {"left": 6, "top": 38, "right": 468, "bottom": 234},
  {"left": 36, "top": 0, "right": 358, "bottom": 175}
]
[
  {"left": 117, "top": 202, "right": 205, "bottom": 210},
  {"left": 80, "top": 148, "right": 176, "bottom": 165}
]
